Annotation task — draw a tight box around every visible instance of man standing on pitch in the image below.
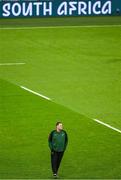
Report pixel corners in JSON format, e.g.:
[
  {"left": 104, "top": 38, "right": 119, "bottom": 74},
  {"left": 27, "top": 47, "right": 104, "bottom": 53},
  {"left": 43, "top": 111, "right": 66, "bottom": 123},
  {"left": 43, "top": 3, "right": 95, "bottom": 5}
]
[{"left": 48, "top": 122, "right": 68, "bottom": 178}]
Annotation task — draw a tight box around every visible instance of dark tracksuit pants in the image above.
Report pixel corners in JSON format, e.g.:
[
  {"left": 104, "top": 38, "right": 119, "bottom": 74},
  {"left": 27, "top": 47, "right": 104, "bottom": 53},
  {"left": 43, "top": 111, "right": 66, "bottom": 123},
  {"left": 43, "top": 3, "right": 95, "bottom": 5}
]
[{"left": 51, "top": 151, "right": 64, "bottom": 174}]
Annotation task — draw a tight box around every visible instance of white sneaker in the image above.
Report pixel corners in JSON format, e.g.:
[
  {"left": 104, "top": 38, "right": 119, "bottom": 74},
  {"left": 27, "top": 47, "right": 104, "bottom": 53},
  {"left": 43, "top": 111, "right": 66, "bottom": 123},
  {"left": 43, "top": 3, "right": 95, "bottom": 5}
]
[{"left": 53, "top": 174, "right": 57, "bottom": 178}]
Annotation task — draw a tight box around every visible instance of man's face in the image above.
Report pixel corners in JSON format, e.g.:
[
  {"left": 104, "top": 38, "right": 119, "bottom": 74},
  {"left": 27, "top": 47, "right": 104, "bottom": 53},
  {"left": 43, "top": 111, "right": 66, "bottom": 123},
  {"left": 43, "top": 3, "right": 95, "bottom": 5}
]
[{"left": 57, "top": 123, "right": 63, "bottom": 131}]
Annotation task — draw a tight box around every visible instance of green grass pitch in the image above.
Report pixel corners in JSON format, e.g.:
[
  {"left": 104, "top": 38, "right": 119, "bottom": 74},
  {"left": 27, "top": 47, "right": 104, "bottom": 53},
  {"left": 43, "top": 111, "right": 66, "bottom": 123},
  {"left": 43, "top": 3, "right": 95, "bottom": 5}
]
[{"left": 0, "top": 16, "right": 121, "bottom": 179}]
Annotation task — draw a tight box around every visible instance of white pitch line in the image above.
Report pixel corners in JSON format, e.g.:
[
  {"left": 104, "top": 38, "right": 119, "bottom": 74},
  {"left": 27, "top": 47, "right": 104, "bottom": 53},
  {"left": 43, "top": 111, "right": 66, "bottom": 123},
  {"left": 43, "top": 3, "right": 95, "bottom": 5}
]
[
  {"left": 93, "top": 118, "right": 121, "bottom": 134},
  {"left": 0, "top": 24, "right": 121, "bottom": 30},
  {"left": 0, "top": 63, "right": 25, "bottom": 66},
  {"left": 20, "top": 86, "right": 51, "bottom": 101}
]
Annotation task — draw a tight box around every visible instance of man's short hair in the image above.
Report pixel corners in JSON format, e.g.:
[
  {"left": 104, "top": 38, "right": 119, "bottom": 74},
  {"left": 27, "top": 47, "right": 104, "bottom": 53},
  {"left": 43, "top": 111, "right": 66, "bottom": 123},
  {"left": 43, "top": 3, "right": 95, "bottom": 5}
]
[{"left": 56, "top": 122, "right": 62, "bottom": 126}]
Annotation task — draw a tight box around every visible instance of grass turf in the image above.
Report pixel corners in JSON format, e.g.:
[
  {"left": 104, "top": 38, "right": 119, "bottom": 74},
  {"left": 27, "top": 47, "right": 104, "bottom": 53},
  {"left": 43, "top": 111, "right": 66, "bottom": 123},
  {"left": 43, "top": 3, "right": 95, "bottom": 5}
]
[
  {"left": 0, "top": 16, "right": 121, "bottom": 28},
  {"left": 0, "top": 79, "right": 121, "bottom": 179},
  {"left": 0, "top": 16, "right": 121, "bottom": 178},
  {"left": 0, "top": 20, "right": 121, "bottom": 128}
]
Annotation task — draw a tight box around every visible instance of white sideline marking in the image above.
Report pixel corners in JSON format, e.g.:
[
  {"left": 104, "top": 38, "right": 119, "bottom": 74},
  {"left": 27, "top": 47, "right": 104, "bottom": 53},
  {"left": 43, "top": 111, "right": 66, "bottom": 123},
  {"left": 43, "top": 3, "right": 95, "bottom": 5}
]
[
  {"left": 20, "top": 86, "right": 51, "bottom": 101},
  {"left": 93, "top": 118, "right": 121, "bottom": 134},
  {"left": 0, "top": 63, "right": 25, "bottom": 66},
  {"left": 1, "top": 24, "right": 121, "bottom": 30}
]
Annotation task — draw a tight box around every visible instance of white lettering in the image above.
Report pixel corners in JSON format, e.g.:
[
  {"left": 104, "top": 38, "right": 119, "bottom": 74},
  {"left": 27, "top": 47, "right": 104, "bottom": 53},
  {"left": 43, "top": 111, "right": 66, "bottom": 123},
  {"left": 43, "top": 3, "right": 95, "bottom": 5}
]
[
  {"left": 12, "top": 3, "right": 21, "bottom": 16},
  {"left": 43, "top": 2, "right": 52, "bottom": 15},
  {"left": 78, "top": 2, "right": 87, "bottom": 15},
  {"left": 23, "top": 2, "right": 32, "bottom": 16},
  {"left": 57, "top": 2, "right": 67, "bottom": 15},
  {"left": 93, "top": 1, "right": 101, "bottom": 15},
  {"left": 88, "top": 1, "right": 91, "bottom": 15},
  {"left": 2, "top": 3, "right": 10, "bottom": 17},
  {"left": 69, "top": 2, "right": 77, "bottom": 15},
  {"left": 1, "top": 1, "right": 112, "bottom": 17},
  {"left": 33, "top": 2, "right": 42, "bottom": 16},
  {"left": 102, "top": 1, "right": 111, "bottom": 14}
]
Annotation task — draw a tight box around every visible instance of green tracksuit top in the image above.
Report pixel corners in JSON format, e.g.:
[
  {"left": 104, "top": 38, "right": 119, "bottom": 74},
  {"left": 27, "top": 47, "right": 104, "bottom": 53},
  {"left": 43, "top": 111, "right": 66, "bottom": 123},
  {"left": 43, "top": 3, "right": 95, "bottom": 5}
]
[{"left": 48, "top": 130, "right": 68, "bottom": 152}]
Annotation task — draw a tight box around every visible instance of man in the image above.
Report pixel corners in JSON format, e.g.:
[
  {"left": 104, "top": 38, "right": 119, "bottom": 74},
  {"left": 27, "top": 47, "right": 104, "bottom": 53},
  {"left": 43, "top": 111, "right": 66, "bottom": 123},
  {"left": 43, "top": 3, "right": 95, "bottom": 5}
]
[{"left": 48, "top": 122, "right": 68, "bottom": 178}]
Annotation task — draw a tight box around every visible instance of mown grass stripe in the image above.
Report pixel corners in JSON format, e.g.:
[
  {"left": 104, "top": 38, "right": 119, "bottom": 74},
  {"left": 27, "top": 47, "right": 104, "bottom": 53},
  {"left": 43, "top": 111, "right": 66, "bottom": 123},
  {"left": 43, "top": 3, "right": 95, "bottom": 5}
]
[
  {"left": 20, "top": 85, "right": 121, "bottom": 134},
  {"left": 0, "top": 24, "right": 121, "bottom": 30}
]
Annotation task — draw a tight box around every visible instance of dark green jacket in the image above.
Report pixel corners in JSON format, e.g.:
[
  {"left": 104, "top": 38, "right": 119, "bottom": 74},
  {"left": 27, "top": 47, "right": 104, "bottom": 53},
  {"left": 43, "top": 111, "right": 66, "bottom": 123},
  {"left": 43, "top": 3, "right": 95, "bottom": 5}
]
[{"left": 48, "top": 130, "right": 68, "bottom": 152}]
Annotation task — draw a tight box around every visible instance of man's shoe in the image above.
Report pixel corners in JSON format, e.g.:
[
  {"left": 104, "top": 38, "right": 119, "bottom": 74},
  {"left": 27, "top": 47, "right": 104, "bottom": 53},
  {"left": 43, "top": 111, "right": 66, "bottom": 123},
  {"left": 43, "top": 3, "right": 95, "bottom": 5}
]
[{"left": 53, "top": 174, "right": 57, "bottom": 178}]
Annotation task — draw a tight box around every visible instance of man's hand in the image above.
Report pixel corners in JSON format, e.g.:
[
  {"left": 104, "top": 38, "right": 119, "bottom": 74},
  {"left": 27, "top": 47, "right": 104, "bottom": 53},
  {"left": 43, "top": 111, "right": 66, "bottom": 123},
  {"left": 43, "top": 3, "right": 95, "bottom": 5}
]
[{"left": 51, "top": 150, "right": 54, "bottom": 155}]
